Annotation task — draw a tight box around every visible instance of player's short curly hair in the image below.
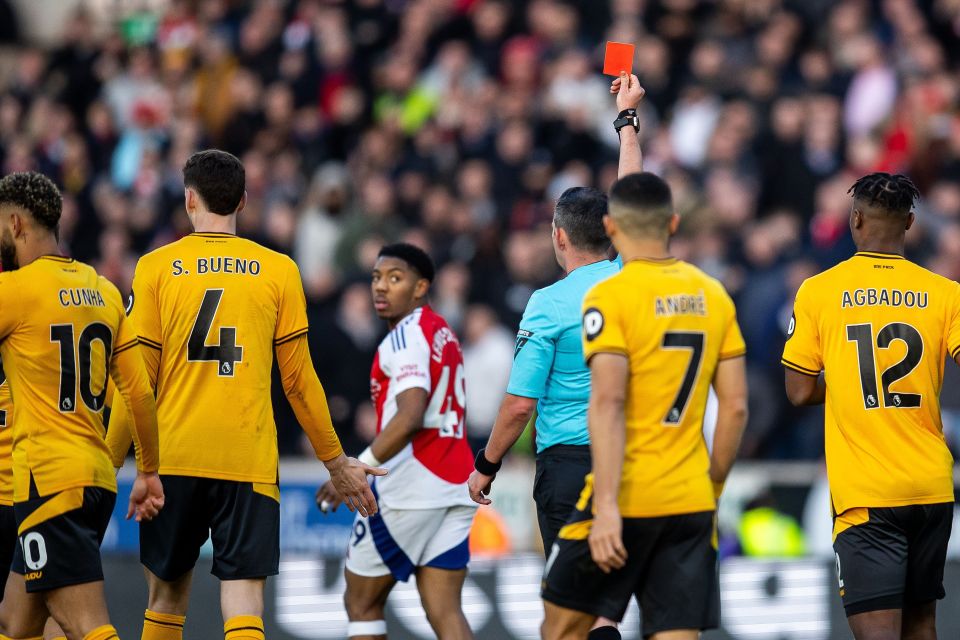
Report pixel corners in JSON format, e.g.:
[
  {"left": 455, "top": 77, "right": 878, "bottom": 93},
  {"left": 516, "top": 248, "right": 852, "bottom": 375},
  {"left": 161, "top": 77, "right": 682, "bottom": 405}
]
[
  {"left": 0, "top": 172, "right": 62, "bottom": 231},
  {"left": 378, "top": 243, "right": 435, "bottom": 282}
]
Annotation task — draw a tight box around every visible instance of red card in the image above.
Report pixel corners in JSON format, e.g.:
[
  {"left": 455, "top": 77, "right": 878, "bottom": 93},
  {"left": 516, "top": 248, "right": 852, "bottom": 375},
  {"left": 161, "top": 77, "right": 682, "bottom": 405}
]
[{"left": 603, "top": 41, "right": 635, "bottom": 76}]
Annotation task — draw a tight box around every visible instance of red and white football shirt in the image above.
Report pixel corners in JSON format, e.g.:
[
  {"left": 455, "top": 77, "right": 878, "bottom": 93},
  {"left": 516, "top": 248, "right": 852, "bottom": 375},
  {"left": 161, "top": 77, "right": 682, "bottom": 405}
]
[{"left": 370, "top": 306, "right": 475, "bottom": 509}]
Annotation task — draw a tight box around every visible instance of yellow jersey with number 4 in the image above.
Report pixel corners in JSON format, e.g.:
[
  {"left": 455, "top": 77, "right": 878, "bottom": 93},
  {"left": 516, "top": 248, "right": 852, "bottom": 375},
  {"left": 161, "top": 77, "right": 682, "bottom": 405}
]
[
  {"left": 0, "top": 357, "right": 12, "bottom": 506},
  {"left": 125, "top": 232, "right": 311, "bottom": 483},
  {"left": 782, "top": 251, "right": 959, "bottom": 515},
  {"left": 581, "top": 258, "right": 745, "bottom": 518}
]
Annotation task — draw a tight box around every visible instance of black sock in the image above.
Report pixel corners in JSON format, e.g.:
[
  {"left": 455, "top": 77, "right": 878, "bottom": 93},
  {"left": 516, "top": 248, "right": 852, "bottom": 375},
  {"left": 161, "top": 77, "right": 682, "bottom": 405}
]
[{"left": 587, "top": 626, "right": 621, "bottom": 640}]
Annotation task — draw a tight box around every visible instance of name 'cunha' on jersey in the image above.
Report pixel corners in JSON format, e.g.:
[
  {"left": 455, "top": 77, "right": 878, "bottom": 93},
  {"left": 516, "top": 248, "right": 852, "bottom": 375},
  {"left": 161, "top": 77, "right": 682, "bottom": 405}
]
[
  {"left": 841, "top": 288, "right": 929, "bottom": 309},
  {"left": 170, "top": 257, "right": 262, "bottom": 277},
  {"left": 58, "top": 287, "right": 106, "bottom": 307}
]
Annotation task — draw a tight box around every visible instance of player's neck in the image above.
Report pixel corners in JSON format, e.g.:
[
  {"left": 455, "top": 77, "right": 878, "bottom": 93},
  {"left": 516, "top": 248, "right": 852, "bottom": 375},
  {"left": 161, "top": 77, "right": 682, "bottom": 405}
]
[
  {"left": 191, "top": 210, "right": 237, "bottom": 235},
  {"left": 854, "top": 239, "right": 905, "bottom": 256},
  {"left": 17, "top": 233, "right": 62, "bottom": 267},
  {"left": 387, "top": 301, "right": 425, "bottom": 330},
  {"left": 615, "top": 236, "right": 671, "bottom": 263},
  {"left": 563, "top": 251, "right": 609, "bottom": 275}
]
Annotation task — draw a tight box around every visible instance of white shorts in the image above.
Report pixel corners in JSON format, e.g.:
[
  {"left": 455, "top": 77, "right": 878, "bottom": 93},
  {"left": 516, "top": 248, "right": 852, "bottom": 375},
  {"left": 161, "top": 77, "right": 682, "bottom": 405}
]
[{"left": 345, "top": 503, "right": 476, "bottom": 582}]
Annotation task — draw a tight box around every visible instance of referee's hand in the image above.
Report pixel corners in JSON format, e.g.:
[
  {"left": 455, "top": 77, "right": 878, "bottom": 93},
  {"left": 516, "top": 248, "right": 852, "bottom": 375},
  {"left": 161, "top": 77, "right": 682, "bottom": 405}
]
[
  {"left": 589, "top": 508, "right": 627, "bottom": 574},
  {"left": 467, "top": 470, "right": 495, "bottom": 505}
]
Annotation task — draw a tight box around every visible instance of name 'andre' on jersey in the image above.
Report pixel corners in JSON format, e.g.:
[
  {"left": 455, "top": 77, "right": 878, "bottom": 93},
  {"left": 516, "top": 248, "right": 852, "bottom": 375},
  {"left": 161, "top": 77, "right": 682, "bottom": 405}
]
[
  {"left": 782, "top": 251, "right": 960, "bottom": 515},
  {"left": 581, "top": 258, "right": 745, "bottom": 518},
  {"left": 124, "top": 232, "right": 311, "bottom": 484}
]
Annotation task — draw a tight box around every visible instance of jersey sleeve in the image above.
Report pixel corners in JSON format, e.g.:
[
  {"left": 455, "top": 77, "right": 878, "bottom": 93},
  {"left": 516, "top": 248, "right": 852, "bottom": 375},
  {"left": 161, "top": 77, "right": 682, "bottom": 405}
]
[
  {"left": 385, "top": 323, "right": 432, "bottom": 395},
  {"left": 0, "top": 273, "right": 21, "bottom": 341},
  {"left": 275, "top": 258, "right": 309, "bottom": 346},
  {"left": 582, "top": 283, "right": 627, "bottom": 361},
  {"left": 947, "top": 282, "right": 960, "bottom": 363},
  {"left": 506, "top": 290, "right": 560, "bottom": 399},
  {"left": 128, "top": 259, "right": 162, "bottom": 350},
  {"left": 781, "top": 280, "right": 823, "bottom": 376},
  {"left": 719, "top": 291, "right": 746, "bottom": 360}
]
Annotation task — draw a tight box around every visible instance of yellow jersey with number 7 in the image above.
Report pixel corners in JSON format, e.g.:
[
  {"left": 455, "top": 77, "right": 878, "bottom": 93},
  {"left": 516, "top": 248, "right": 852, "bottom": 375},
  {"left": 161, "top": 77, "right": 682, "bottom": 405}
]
[
  {"left": 124, "top": 232, "right": 311, "bottom": 483},
  {"left": 782, "top": 251, "right": 959, "bottom": 516},
  {"left": 581, "top": 258, "right": 745, "bottom": 518}
]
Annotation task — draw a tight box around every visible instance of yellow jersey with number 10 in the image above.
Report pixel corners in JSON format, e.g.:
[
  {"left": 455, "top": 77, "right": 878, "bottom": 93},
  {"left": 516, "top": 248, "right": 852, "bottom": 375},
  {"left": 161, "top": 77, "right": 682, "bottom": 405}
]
[
  {"left": 581, "top": 258, "right": 746, "bottom": 518},
  {"left": 782, "top": 251, "right": 959, "bottom": 516},
  {"left": 127, "top": 232, "right": 311, "bottom": 484}
]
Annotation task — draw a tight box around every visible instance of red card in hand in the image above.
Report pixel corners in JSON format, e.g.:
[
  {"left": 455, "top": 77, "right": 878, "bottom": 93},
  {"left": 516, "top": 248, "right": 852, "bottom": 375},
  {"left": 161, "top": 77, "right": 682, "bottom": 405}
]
[{"left": 603, "top": 41, "right": 635, "bottom": 76}]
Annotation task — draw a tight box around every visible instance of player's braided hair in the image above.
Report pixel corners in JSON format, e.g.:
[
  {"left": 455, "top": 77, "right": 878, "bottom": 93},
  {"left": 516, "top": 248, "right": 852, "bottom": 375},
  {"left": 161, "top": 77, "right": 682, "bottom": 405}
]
[
  {"left": 0, "top": 172, "right": 62, "bottom": 231},
  {"left": 848, "top": 172, "right": 920, "bottom": 217}
]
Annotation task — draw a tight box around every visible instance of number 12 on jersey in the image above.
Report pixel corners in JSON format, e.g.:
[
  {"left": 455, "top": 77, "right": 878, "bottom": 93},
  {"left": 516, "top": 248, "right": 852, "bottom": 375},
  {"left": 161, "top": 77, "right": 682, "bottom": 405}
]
[{"left": 847, "top": 322, "right": 923, "bottom": 409}]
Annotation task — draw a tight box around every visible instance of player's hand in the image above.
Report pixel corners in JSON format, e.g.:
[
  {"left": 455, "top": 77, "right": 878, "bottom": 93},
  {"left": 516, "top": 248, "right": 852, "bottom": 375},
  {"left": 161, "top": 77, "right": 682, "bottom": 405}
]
[
  {"left": 127, "top": 471, "right": 165, "bottom": 522},
  {"left": 325, "top": 454, "right": 387, "bottom": 518},
  {"left": 589, "top": 507, "right": 627, "bottom": 574},
  {"left": 467, "top": 470, "right": 495, "bottom": 505},
  {"left": 611, "top": 72, "right": 645, "bottom": 112},
  {"left": 315, "top": 480, "right": 343, "bottom": 513}
]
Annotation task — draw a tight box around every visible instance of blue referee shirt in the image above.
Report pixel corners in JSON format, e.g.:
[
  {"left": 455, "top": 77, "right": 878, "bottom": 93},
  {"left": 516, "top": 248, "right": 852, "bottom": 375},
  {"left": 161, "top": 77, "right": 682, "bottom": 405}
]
[{"left": 506, "top": 259, "right": 620, "bottom": 453}]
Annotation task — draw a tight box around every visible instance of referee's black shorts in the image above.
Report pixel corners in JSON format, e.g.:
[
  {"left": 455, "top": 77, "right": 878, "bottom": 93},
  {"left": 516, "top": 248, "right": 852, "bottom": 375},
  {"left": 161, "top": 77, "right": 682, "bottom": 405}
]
[{"left": 534, "top": 444, "right": 591, "bottom": 553}]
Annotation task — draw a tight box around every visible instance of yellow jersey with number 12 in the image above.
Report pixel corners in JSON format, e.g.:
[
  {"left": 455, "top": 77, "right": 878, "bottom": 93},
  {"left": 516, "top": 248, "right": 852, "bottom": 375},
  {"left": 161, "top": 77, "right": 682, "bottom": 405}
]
[
  {"left": 581, "top": 258, "right": 746, "bottom": 518},
  {"left": 782, "top": 251, "right": 959, "bottom": 516},
  {"left": 125, "top": 232, "right": 313, "bottom": 483}
]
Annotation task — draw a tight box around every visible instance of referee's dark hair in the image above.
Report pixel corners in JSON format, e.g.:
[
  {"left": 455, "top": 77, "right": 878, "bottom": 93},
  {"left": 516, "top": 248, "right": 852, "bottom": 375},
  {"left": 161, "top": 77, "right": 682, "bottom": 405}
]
[
  {"left": 553, "top": 187, "right": 610, "bottom": 254},
  {"left": 378, "top": 243, "right": 436, "bottom": 282},
  {"left": 608, "top": 172, "right": 674, "bottom": 239},
  {"left": 848, "top": 173, "right": 919, "bottom": 218},
  {"left": 0, "top": 172, "right": 62, "bottom": 232},
  {"left": 183, "top": 149, "right": 246, "bottom": 215}
]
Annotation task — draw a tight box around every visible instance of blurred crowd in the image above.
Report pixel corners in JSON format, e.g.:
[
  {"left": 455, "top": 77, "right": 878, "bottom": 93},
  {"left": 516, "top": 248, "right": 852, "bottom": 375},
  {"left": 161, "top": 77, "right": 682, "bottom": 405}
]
[{"left": 1, "top": 0, "right": 960, "bottom": 459}]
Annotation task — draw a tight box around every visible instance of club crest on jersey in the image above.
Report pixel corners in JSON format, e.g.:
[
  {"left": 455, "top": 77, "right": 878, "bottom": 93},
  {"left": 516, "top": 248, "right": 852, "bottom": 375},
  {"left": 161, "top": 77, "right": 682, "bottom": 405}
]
[
  {"left": 787, "top": 313, "right": 795, "bottom": 339},
  {"left": 125, "top": 291, "right": 135, "bottom": 316},
  {"left": 583, "top": 308, "right": 604, "bottom": 342}
]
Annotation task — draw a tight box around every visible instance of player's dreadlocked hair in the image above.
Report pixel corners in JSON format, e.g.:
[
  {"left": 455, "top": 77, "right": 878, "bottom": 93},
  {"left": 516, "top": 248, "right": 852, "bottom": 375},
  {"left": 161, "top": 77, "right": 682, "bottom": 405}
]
[
  {"left": 848, "top": 172, "right": 920, "bottom": 217},
  {"left": 0, "top": 172, "right": 62, "bottom": 231}
]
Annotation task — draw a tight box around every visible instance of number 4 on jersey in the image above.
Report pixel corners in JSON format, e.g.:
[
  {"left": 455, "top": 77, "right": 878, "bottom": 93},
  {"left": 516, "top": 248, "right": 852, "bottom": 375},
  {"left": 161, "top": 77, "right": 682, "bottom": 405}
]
[{"left": 188, "top": 289, "right": 243, "bottom": 376}]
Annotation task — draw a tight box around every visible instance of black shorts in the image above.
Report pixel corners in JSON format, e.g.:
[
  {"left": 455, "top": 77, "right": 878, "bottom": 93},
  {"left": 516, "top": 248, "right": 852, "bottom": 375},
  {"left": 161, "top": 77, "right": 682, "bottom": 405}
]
[
  {"left": 534, "top": 445, "right": 592, "bottom": 553},
  {"left": 542, "top": 506, "right": 719, "bottom": 635},
  {"left": 0, "top": 504, "right": 16, "bottom": 595},
  {"left": 11, "top": 487, "right": 115, "bottom": 593},
  {"left": 834, "top": 502, "right": 953, "bottom": 616},
  {"left": 140, "top": 475, "right": 280, "bottom": 582}
]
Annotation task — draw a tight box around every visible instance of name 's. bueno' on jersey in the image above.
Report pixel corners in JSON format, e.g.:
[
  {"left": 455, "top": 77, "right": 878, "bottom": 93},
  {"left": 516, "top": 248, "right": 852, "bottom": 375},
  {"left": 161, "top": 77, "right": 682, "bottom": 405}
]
[{"left": 171, "top": 257, "right": 262, "bottom": 277}]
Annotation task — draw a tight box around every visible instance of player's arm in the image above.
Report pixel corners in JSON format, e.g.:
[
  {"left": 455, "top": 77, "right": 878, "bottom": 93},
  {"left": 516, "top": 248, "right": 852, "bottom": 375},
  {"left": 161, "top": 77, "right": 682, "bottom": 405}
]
[
  {"left": 109, "top": 337, "right": 164, "bottom": 523},
  {"left": 106, "top": 342, "right": 160, "bottom": 468},
  {"left": 784, "top": 369, "right": 826, "bottom": 406},
  {"left": 781, "top": 281, "right": 825, "bottom": 407},
  {"left": 587, "top": 352, "right": 629, "bottom": 574},
  {"left": 365, "top": 387, "right": 429, "bottom": 463},
  {"left": 710, "top": 355, "right": 748, "bottom": 497},
  {"left": 470, "top": 292, "right": 554, "bottom": 504},
  {"left": 610, "top": 72, "right": 645, "bottom": 178},
  {"left": 276, "top": 334, "right": 385, "bottom": 517}
]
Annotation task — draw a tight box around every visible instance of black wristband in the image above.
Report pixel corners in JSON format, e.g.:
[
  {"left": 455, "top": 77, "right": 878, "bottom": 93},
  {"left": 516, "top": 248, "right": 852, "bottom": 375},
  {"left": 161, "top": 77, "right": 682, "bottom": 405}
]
[
  {"left": 613, "top": 108, "right": 639, "bottom": 134},
  {"left": 474, "top": 448, "right": 502, "bottom": 475}
]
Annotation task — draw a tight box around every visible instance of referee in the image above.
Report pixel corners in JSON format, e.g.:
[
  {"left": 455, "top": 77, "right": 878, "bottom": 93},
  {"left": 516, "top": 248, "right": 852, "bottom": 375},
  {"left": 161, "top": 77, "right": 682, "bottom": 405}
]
[{"left": 468, "top": 72, "right": 644, "bottom": 640}]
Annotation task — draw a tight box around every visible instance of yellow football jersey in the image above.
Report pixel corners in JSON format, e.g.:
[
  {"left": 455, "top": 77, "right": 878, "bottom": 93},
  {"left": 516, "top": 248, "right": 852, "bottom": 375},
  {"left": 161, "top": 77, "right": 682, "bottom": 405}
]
[
  {"left": 581, "top": 258, "right": 746, "bottom": 518},
  {"left": 120, "top": 232, "right": 329, "bottom": 483},
  {"left": 782, "top": 251, "right": 959, "bottom": 515},
  {"left": 0, "top": 357, "right": 12, "bottom": 506},
  {"left": 0, "top": 256, "right": 156, "bottom": 501}
]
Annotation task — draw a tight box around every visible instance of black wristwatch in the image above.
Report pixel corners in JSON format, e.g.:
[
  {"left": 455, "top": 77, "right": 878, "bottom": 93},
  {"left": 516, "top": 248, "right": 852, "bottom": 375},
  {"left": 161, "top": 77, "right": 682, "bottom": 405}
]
[
  {"left": 475, "top": 448, "right": 502, "bottom": 476},
  {"left": 613, "top": 108, "right": 639, "bottom": 134}
]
